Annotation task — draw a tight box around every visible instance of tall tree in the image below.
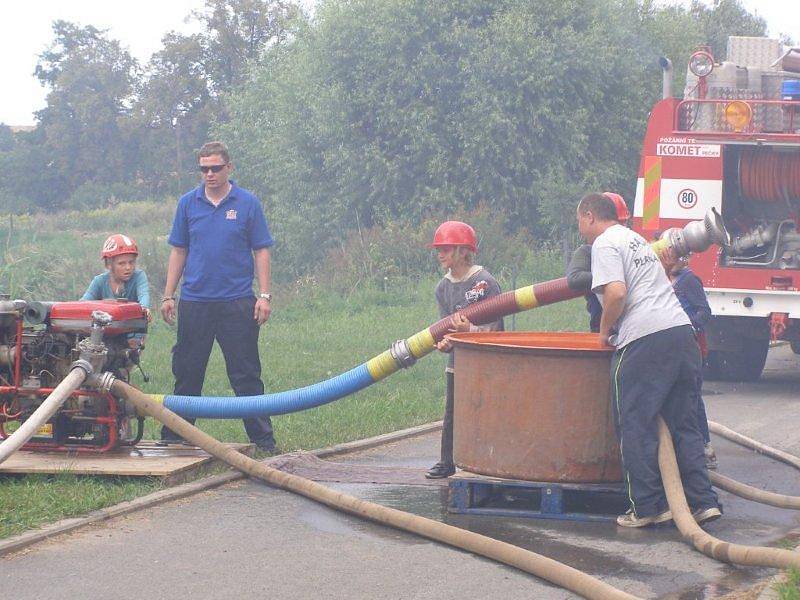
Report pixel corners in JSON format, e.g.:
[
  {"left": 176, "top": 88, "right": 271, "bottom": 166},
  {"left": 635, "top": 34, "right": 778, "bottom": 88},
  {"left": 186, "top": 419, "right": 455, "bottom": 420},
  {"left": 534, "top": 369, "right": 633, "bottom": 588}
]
[
  {"left": 192, "top": 0, "right": 303, "bottom": 92},
  {"left": 220, "top": 0, "right": 650, "bottom": 274},
  {"left": 133, "top": 0, "right": 304, "bottom": 194},
  {"left": 0, "top": 125, "right": 14, "bottom": 153},
  {"left": 34, "top": 21, "right": 139, "bottom": 201},
  {"left": 136, "top": 32, "right": 214, "bottom": 195},
  {"left": 0, "top": 129, "right": 62, "bottom": 211}
]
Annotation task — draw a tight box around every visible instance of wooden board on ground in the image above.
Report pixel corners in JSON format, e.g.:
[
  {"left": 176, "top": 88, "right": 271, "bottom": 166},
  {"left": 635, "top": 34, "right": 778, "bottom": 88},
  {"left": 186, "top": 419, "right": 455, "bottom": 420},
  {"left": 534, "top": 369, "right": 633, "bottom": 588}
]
[{"left": 0, "top": 441, "right": 255, "bottom": 482}]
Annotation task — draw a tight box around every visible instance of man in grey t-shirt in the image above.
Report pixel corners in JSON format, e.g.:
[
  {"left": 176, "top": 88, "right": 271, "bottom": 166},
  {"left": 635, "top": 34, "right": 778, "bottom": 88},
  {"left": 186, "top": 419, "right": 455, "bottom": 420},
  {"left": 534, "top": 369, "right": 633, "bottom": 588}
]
[
  {"left": 577, "top": 193, "right": 720, "bottom": 528},
  {"left": 591, "top": 223, "right": 690, "bottom": 347}
]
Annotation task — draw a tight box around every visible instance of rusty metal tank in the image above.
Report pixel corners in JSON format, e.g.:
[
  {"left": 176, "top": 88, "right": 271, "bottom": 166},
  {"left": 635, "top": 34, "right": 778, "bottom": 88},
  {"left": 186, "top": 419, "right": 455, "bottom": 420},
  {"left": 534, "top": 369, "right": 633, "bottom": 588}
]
[{"left": 448, "top": 331, "right": 622, "bottom": 483}]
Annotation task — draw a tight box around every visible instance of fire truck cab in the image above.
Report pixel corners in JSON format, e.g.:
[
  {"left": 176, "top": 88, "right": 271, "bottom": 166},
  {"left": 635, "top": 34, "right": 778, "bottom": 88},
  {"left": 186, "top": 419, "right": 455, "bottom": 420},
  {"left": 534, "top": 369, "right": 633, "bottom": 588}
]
[{"left": 633, "top": 37, "right": 800, "bottom": 381}]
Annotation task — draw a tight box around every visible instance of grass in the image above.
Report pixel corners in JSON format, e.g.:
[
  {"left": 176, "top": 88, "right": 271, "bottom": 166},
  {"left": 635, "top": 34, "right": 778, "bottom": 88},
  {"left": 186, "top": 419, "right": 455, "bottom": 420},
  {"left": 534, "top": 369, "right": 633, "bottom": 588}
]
[
  {"left": 0, "top": 203, "right": 586, "bottom": 539},
  {"left": 0, "top": 474, "right": 162, "bottom": 538},
  {"left": 776, "top": 567, "right": 800, "bottom": 599}
]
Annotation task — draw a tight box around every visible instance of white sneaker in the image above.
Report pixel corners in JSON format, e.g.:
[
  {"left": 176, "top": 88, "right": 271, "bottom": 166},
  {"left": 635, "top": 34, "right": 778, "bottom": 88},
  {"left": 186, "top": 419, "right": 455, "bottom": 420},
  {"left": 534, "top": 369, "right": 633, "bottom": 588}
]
[
  {"left": 692, "top": 506, "right": 722, "bottom": 525},
  {"left": 616, "top": 509, "right": 673, "bottom": 528}
]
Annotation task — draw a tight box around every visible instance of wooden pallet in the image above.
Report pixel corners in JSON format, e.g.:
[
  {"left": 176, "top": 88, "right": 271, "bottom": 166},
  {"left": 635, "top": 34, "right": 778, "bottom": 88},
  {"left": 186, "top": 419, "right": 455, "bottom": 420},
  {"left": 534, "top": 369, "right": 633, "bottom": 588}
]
[
  {"left": 0, "top": 441, "right": 255, "bottom": 484},
  {"left": 448, "top": 470, "right": 628, "bottom": 522}
]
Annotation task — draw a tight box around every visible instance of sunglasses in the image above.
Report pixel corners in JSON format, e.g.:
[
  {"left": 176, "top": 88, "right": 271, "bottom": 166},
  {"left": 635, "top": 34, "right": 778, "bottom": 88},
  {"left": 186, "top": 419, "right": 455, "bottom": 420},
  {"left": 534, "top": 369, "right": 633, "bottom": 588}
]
[{"left": 198, "top": 164, "right": 228, "bottom": 173}]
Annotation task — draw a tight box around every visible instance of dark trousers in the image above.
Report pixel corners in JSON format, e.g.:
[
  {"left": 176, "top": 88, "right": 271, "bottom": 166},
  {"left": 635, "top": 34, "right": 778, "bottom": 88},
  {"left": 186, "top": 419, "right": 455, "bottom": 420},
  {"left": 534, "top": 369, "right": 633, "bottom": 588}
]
[
  {"left": 695, "top": 372, "right": 711, "bottom": 444},
  {"left": 611, "top": 325, "right": 718, "bottom": 517},
  {"left": 160, "top": 297, "right": 274, "bottom": 446},
  {"left": 439, "top": 372, "right": 455, "bottom": 465}
]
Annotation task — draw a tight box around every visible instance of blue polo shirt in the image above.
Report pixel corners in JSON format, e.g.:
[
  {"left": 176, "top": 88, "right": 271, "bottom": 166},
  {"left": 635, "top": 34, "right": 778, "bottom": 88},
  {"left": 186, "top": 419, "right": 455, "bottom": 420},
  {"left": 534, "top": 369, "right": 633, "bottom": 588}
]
[{"left": 168, "top": 181, "right": 274, "bottom": 302}]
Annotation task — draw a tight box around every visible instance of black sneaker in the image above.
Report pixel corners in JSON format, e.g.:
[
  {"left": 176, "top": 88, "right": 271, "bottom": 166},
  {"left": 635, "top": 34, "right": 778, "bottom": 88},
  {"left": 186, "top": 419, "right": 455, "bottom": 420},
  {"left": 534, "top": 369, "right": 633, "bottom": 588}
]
[
  {"left": 255, "top": 440, "right": 277, "bottom": 453},
  {"left": 425, "top": 462, "right": 456, "bottom": 479}
]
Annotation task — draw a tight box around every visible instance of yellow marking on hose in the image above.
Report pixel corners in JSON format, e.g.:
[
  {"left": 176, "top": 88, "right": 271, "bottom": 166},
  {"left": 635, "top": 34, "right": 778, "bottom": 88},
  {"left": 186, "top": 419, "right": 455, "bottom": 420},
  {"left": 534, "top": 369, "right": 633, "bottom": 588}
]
[
  {"left": 514, "top": 286, "right": 539, "bottom": 310},
  {"left": 149, "top": 394, "right": 166, "bottom": 404},
  {"left": 407, "top": 329, "right": 436, "bottom": 358},
  {"left": 367, "top": 350, "right": 400, "bottom": 381}
]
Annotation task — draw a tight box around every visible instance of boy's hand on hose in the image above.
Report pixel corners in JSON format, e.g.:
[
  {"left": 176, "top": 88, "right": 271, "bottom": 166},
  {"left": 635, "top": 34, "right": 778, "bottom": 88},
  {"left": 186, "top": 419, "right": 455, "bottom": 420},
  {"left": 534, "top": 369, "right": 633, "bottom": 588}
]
[
  {"left": 436, "top": 338, "right": 453, "bottom": 353},
  {"left": 143, "top": 308, "right": 153, "bottom": 323},
  {"left": 450, "top": 313, "right": 472, "bottom": 332},
  {"left": 435, "top": 313, "right": 471, "bottom": 352}
]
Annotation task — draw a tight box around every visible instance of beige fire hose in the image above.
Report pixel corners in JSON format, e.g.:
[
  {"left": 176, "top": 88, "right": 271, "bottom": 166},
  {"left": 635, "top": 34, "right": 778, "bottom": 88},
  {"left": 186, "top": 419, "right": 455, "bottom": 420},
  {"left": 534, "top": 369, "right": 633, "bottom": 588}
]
[
  {"left": 0, "top": 367, "right": 87, "bottom": 465},
  {"left": 704, "top": 420, "right": 800, "bottom": 508},
  {"left": 708, "top": 420, "right": 800, "bottom": 471},
  {"left": 111, "top": 379, "right": 639, "bottom": 600},
  {"left": 657, "top": 417, "right": 800, "bottom": 569},
  {"left": 708, "top": 471, "right": 800, "bottom": 510},
  {"left": 113, "top": 379, "right": 800, "bottom": 596}
]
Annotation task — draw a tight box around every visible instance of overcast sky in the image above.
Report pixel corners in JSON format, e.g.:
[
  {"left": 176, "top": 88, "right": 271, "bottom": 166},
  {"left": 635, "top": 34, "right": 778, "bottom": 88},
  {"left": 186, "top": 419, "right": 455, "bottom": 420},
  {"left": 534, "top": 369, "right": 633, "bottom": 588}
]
[{"left": 2, "top": 0, "right": 798, "bottom": 126}]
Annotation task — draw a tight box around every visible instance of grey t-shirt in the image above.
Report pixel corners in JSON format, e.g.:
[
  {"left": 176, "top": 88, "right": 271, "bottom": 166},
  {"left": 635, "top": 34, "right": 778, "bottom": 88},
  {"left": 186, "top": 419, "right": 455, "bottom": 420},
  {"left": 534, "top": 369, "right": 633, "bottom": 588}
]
[
  {"left": 591, "top": 224, "right": 689, "bottom": 348},
  {"left": 435, "top": 266, "right": 503, "bottom": 372}
]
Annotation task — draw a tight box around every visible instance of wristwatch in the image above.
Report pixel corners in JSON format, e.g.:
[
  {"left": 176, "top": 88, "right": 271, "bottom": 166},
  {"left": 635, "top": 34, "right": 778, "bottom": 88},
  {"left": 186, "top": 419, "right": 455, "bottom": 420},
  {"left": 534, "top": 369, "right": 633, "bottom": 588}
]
[{"left": 259, "top": 292, "right": 272, "bottom": 302}]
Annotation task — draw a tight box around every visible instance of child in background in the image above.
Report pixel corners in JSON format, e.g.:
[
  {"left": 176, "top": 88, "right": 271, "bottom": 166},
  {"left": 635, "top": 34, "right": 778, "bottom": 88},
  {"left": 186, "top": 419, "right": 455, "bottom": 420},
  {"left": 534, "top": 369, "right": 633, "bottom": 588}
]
[
  {"left": 668, "top": 255, "right": 717, "bottom": 470},
  {"left": 426, "top": 221, "right": 504, "bottom": 479},
  {"left": 82, "top": 234, "right": 152, "bottom": 341}
]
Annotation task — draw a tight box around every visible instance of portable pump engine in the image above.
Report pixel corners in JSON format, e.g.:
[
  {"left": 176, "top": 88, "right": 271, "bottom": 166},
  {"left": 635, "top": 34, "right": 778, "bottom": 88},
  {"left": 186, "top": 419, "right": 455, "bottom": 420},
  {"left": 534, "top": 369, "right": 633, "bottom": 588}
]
[{"left": 0, "top": 299, "right": 148, "bottom": 453}]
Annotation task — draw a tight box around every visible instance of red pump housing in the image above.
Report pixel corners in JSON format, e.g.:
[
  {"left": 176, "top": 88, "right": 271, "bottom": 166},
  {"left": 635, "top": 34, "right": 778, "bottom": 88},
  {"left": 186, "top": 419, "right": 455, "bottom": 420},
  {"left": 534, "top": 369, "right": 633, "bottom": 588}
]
[{"left": 49, "top": 300, "right": 147, "bottom": 335}]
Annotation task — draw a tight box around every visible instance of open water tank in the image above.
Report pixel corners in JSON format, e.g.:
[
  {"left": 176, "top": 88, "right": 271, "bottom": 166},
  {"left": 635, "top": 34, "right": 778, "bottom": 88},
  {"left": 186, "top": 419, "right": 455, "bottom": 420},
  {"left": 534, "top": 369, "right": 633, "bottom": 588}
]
[{"left": 449, "top": 331, "right": 622, "bottom": 483}]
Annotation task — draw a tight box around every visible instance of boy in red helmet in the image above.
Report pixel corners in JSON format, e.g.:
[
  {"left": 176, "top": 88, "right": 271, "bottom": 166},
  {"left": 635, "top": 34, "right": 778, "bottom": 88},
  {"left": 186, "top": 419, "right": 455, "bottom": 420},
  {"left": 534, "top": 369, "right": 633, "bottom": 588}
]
[
  {"left": 426, "top": 221, "right": 504, "bottom": 479},
  {"left": 82, "top": 234, "right": 152, "bottom": 331}
]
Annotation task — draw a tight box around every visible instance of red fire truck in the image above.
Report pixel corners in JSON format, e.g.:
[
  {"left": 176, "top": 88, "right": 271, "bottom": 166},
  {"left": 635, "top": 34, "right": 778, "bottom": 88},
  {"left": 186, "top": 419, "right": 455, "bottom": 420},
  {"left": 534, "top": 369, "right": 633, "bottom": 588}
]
[{"left": 633, "top": 37, "right": 800, "bottom": 381}]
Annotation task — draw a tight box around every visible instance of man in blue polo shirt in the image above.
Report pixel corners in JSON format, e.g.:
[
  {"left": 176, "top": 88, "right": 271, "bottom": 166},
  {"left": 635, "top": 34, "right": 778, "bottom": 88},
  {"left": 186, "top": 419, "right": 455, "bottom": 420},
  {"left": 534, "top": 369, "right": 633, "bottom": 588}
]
[{"left": 159, "top": 141, "right": 276, "bottom": 451}]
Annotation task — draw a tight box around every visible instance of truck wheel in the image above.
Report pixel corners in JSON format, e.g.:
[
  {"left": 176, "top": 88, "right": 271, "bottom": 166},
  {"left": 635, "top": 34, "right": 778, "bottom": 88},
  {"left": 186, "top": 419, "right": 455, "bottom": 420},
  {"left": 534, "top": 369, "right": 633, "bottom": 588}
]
[
  {"left": 792, "top": 341, "right": 800, "bottom": 355},
  {"left": 705, "top": 340, "right": 769, "bottom": 382}
]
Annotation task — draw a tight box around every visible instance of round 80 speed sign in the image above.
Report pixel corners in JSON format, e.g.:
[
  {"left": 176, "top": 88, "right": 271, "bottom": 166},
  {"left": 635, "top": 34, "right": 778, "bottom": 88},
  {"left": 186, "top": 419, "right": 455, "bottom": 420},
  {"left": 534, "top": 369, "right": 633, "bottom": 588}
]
[{"left": 677, "top": 188, "right": 698, "bottom": 209}]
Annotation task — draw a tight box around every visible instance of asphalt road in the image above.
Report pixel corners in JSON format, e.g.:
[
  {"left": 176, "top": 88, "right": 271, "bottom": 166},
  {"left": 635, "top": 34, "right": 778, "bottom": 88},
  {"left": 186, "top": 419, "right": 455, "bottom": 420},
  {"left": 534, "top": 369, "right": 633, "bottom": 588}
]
[{"left": 2, "top": 345, "right": 799, "bottom": 599}]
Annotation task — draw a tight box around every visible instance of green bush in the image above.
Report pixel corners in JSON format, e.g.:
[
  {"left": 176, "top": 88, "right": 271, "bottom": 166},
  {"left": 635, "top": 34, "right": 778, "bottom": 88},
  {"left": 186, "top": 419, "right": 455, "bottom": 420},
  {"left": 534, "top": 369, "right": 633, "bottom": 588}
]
[
  {"left": 2, "top": 199, "right": 177, "bottom": 234},
  {"left": 66, "top": 181, "right": 149, "bottom": 211},
  {"left": 0, "top": 201, "right": 174, "bottom": 301},
  {"left": 313, "top": 204, "right": 561, "bottom": 294},
  {"left": 0, "top": 199, "right": 572, "bottom": 302}
]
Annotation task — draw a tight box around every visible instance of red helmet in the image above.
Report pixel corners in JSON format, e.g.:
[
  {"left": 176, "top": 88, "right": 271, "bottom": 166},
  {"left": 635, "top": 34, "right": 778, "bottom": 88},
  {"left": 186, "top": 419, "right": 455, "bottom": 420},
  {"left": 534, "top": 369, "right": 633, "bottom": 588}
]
[
  {"left": 430, "top": 221, "right": 478, "bottom": 253},
  {"left": 603, "top": 192, "right": 630, "bottom": 223},
  {"left": 101, "top": 234, "right": 138, "bottom": 259}
]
